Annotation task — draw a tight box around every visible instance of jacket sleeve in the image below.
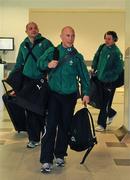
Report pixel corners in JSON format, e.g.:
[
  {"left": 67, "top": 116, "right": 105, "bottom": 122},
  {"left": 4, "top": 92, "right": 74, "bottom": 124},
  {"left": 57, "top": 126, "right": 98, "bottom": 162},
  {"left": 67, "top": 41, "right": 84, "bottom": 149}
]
[
  {"left": 92, "top": 44, "right": 104, "bottom": 70},
  {"left": 76, "top": 54, "right": 90, "bottom": 96},
  {"left": 37, "top": 47, "right": 54, "bottom": 72}
]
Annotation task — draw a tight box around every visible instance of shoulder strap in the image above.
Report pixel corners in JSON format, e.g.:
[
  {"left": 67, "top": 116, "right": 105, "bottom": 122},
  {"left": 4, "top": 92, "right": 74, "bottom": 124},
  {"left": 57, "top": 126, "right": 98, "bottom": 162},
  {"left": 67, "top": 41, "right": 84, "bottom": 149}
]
[
  {"left": 53, "top": 48, "right": 77, "bottom": 69},
  {"left": 58, "top": 49, "right": 77, "bottom": 66},
  {"left": 53, "top": 47, "right": 59, "bottom": 60},
  {"left": 49, "top": 47, "right": 77, "bottom": 78},
  {"left": 24, "top": 37, "right": 46, "bottom": 64},
  {"left": 34, "top": 37, "right": 45, "bottom": 45}
]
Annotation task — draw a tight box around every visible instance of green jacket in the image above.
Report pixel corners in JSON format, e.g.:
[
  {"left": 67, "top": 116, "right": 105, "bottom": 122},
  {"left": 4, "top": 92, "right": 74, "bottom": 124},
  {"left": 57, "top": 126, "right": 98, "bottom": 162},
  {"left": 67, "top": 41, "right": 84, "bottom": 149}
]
[
  {"left": 37, "top": 44, "right": 90, "bottom": 96},
  {"left": 11, "top": 33, "right": 53, "bottom": 79},
  {"left": 92, "top": 44, "right": 124, "bottom": 83}
]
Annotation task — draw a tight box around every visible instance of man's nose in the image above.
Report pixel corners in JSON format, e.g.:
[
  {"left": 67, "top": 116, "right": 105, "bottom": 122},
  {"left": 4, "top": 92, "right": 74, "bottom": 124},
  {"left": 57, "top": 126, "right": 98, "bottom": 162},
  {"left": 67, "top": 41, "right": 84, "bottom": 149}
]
[{"left": 69, "top": 36, "right": 73, "bottom": 41}]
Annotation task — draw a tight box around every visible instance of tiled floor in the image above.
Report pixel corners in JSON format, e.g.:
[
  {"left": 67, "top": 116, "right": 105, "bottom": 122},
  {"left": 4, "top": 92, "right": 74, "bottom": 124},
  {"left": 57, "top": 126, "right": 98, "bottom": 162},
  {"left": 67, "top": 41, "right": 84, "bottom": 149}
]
[{"left": 1, "top": 87, "right": 130, "bottom": 180}]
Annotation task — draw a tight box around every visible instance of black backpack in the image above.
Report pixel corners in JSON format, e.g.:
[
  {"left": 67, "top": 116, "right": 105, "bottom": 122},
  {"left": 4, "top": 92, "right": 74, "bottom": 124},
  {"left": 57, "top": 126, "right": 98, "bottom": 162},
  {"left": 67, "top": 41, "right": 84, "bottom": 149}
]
[{"left": 69, "top": 107, "right": 97, "bottom": 164}]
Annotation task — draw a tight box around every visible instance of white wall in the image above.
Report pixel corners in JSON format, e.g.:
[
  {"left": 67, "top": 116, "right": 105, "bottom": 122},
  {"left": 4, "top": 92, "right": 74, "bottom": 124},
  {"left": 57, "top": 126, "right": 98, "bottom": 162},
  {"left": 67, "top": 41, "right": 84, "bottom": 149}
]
[
  {"left": 0, "top": 4, "right": 2, "bottom": 34},
  {"left": 125, "top": 0, "right": 130, "bottom": 48},
  {"left": 124, "top": 0, "right": 130, "bottom": 130},
  {"left": 0, "top": 0, "right": 126, "bottom": 63},
  {"left": 30, "top": 10, "right": 125, "bottom": 60},
  {"left": 0, "top": 3, "right": 29, "bottom": 62}
]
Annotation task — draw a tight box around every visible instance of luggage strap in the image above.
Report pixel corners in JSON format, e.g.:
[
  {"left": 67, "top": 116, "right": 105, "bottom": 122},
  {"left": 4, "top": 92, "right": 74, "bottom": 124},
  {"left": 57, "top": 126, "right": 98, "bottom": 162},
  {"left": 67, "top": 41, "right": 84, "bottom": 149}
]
[
  {"left": 80, "top": 108, "right": 97, "bottom": 164},
  {"left": 24, "top": 37, "right": 45, "bottom": 63},
  {"left": 2, "top": 80, "right": 14, "bottom": 96},
  {"left": 49, "top": 48, "right": 77, "bottom": 79}
]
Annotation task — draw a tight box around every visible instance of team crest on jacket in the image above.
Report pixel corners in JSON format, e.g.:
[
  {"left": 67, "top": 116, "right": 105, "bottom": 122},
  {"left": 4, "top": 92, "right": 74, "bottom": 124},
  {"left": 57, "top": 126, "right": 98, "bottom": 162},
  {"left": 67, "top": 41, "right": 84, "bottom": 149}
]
[
  {"left": 39, "top": 43, "right": 42, "bottom": 47},
  {"left": 69, "top": 60, "right": 73, "bottom": 65},
  {"left": 107, "top": 54, "right": 110, "bottom": 59}
]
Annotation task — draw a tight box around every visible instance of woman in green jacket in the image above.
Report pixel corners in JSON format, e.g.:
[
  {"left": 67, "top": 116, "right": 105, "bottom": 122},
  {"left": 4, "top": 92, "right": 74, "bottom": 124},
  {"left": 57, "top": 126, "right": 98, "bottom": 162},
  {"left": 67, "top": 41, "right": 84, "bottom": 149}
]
[
  {"left": 92, "top": 31, "right": 124, "bottom": 132},
  {"left": 38, "top": 26, "right": 90, "bottom": 173}
]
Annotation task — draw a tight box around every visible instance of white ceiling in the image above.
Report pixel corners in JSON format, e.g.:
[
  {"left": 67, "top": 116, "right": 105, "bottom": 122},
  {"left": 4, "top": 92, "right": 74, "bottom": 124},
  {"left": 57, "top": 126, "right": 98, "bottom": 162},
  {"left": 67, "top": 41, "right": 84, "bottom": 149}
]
[
  {"left": 0, "top": 0, "right": 126, "bottom": 2},
  {"left": 0, "top": 0, "right": 125, "bottom": 9}
]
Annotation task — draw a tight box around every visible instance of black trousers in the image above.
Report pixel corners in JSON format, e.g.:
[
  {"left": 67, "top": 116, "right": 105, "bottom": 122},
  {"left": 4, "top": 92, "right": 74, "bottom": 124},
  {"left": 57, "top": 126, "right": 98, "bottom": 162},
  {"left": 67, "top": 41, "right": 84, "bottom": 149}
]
[
  {"left": 40, "top": 91, "right": 77, "bottom": 164},
  {"left": 97, "top": 81, "right": 116, "bottom": 129},
  {"left": 107, "top": 88, "right": 117, "bottom": 119},
  {"left": 26, "top": 111, "right": 44, "bottom": 142}
]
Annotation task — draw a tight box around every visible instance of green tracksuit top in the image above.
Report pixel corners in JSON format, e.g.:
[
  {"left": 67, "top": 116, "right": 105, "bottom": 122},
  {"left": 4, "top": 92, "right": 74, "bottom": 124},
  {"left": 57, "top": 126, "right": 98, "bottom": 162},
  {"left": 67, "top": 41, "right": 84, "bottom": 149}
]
[
  {"left": 11, "top": 33, "right": 53, "bottom": 79},
  {"left": 37, "top": 44, "right": 90, "bottom": 96},
  {"left": 92, "top": 44, "right": 124, "bottom": 83}
]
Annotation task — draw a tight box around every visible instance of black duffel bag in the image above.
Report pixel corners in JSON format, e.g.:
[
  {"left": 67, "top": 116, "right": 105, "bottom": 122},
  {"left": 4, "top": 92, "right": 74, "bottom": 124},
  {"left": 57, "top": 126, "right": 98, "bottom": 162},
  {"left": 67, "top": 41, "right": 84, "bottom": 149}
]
[
  {"left": 16, "top": 78, "right": 49, "bottom": 116},
  {"left": 6, "top": 66, "right": 25, "bottom": 93},
  {"left": 113, "top": 70, "right": 124, "bottom": 88},
  {"left": 88, "top": 76, "right": 102, "bottom": 109}
]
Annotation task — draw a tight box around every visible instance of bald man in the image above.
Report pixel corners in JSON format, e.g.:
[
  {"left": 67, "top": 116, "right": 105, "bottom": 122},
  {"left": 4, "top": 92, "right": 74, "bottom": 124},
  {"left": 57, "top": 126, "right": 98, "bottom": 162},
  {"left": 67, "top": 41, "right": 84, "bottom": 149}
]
[
  {"left": 10, "top": 22, "right": 53, "bottom": 148},
  {"left": 38, "top": 26, "right": 90, "bottom": 173}
]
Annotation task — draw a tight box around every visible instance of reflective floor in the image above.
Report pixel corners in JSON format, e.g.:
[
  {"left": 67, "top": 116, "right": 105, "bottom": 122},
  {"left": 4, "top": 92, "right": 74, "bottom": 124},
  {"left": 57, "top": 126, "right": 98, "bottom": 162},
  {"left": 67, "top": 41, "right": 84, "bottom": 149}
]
[{"left": 1, "top": 87, "right": 130, "bottom": 180}]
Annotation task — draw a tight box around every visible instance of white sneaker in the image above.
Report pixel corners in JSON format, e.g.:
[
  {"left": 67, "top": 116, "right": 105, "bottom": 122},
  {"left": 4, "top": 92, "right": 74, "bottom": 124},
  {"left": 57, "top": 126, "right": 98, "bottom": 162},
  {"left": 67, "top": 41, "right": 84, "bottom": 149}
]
[
  {"left": 106, "top": 118, "right": 113, "bottom": 125},
  {"left": 34, "top": 141, "right": 41, "bottom": 146},
  {"left": 41, "top": 163, "right": 52, "bottom": 173},
  {"left": 27, "top": 141, "right": 40, "bottom": 148},
  {"left": 107, "top": 113, "right": 117, "bottom": 125},
  {"left": 95, "top": 125, "right": 105, "bottom": 132},
  {"left": 55, "top": 158, "right": 65, "bottom": 167}
]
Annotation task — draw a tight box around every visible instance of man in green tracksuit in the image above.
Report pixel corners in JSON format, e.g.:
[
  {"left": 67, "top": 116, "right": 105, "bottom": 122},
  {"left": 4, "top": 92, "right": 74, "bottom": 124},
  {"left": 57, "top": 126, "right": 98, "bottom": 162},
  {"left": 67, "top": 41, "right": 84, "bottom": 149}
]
[
  {"left": 10, "top": 22, "right": 53, "bottom": 148},
  {"left": 92, "top": 31, "right": 124, "bottom": 132},
  {"left": 12, "top": 23, "right": 53, "bottom": 79},
  {"left": 38, "top": 26, "right": 90, "bottom": 173}
]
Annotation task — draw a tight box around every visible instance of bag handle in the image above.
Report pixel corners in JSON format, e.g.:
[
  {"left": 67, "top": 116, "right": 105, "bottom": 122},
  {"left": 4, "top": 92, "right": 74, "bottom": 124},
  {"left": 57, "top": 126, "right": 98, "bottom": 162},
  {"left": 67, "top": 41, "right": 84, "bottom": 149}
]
[
  {"left": 1, "top": 79, "right": 13, "bottom": 96},
  {"left": 80, "top": 107, "right": 97, "bottom": 164},
  {"left": 2, "top": 80, "right": 8, "bottom": 94},
  {"left": 86, "top": 107, "right": 96, "bottom": 138}
]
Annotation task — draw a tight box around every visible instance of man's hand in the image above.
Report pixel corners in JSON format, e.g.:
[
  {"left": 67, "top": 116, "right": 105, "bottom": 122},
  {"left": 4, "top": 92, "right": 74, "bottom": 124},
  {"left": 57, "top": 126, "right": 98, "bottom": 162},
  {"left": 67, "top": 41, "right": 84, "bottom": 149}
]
[
  {"left": 10, "top": 90, "right": 16, "bottom": 96},
  {"left": 48, "top": 60, "right": 58, "bottom": 69},
  {"left": 82, "top": 95, "right": 90, "bottom": 107}
]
